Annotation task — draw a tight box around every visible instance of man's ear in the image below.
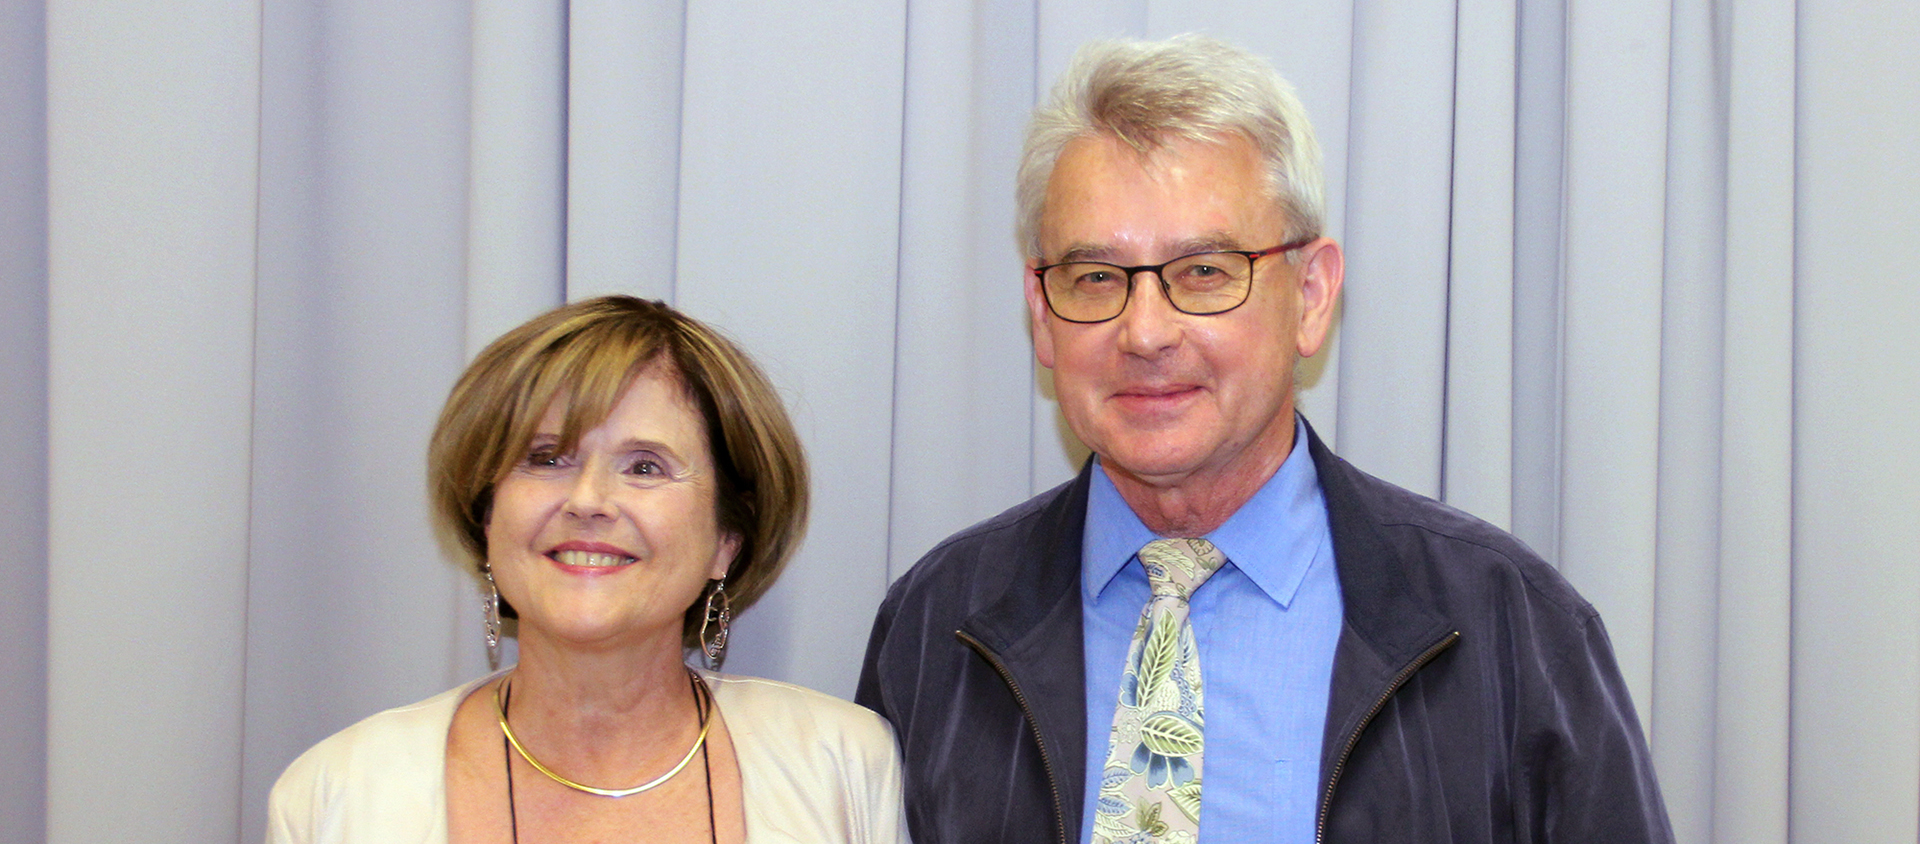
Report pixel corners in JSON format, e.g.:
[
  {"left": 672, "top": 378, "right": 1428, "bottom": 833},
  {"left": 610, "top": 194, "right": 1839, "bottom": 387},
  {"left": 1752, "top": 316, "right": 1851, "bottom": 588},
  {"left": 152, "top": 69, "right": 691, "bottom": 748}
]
[
  {"left": 1293, "top": 237, "right": 1345, "bottom": 359},
  {"left": 1024, "top": 264, "right": 1057, "bottom": 369}
]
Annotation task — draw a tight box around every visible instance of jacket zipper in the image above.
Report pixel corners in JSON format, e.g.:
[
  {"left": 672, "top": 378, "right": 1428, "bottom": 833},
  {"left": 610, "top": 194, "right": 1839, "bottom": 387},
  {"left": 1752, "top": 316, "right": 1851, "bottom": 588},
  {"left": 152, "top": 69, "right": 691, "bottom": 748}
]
[
  {"left": 1315, "top": 630, "right": 1461, "bottom": 844},
  {"left": 956, "top": 630, "right": 1070, "bottom": 844}
]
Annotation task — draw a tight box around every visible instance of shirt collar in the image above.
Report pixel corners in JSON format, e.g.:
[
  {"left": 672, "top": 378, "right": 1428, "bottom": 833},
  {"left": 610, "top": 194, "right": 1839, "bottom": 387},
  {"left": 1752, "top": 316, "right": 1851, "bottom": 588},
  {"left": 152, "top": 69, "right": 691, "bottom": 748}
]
[{"left": 1082, "top": 416, "right": 1330, "bottom": 610}]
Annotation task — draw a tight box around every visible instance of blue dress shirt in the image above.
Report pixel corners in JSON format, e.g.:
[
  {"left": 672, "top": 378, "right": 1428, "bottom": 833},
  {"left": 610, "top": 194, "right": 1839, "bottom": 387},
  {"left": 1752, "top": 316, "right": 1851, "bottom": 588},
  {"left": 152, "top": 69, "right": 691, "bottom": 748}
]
[{"left": 1079, "top": 417, "right": 1343, "bottom": 843}]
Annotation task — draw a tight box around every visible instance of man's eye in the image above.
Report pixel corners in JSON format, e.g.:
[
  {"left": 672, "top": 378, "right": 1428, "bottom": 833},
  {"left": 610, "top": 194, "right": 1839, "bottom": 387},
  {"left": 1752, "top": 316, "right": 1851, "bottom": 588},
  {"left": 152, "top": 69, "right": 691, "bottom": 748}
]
[{"left": 1077, "top": 268, "right": 1123, "bottom": 286}]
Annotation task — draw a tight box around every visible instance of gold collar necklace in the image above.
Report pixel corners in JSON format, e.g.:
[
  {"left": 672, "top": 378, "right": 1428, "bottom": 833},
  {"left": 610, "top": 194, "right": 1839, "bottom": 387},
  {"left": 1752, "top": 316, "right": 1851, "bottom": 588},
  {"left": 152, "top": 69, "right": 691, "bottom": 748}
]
[{"left": 493, "top": 667, "right": 714, "bottom": 798}]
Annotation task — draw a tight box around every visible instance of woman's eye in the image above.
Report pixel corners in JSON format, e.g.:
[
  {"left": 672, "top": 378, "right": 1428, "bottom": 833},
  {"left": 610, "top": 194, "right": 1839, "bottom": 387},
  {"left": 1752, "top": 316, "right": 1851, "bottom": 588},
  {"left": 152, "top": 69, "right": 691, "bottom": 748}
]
[
  {"left": 524, "top": 448, "right": 563, "bottom": 468},
  {"left": 625, "top": 455, "right": 667, "bottom": 477}
]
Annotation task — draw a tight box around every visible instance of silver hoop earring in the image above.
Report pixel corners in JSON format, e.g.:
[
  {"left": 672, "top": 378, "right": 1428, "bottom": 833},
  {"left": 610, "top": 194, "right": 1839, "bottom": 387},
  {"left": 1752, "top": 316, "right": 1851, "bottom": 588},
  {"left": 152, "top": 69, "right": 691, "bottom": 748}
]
[
  {"left": 699, "top": 579, "right": 731, "bottom": 672},
  {"left": 483, "top": 564, "right": 502, "bottom": 672}
]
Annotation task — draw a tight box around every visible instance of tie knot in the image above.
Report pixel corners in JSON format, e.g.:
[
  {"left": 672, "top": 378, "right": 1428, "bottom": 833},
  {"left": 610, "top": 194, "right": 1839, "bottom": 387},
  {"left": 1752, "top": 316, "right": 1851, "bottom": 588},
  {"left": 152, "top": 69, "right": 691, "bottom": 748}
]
[{"left": 1138, "top": 538, "right": 1226, "bottom": 600}]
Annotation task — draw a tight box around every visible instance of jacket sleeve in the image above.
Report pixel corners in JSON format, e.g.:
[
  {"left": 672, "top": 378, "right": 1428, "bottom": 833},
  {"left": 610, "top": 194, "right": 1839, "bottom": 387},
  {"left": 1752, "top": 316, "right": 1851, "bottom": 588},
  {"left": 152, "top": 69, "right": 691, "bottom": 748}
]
[
  {"left": 855, "top": 586, "right": 901, "bottom": 724},
  {"left": 1514, "top": 610, "right": 1674, "bottom": 844}
]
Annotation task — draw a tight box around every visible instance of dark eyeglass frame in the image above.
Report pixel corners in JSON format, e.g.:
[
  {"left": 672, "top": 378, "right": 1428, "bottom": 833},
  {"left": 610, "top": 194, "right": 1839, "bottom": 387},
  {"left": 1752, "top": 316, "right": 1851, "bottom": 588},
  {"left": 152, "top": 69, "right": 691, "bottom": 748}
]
[{"left": 1030, "top": 235, "right": 1318, "bottom": 324}]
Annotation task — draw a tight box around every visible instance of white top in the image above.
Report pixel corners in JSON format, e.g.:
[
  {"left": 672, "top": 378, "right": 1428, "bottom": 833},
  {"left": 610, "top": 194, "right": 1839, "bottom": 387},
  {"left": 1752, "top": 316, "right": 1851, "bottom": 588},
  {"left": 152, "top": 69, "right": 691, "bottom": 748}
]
[{"left": 266, "top": 671, "right": 909, "bottom": 843}]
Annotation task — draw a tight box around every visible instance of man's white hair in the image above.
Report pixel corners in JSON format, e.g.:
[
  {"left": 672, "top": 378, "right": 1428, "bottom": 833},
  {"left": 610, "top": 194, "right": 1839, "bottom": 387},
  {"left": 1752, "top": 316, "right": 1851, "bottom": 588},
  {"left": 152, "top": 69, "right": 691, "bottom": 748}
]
[{"left": 1015, "top": 34, "right": 1326, "bottom": 258}]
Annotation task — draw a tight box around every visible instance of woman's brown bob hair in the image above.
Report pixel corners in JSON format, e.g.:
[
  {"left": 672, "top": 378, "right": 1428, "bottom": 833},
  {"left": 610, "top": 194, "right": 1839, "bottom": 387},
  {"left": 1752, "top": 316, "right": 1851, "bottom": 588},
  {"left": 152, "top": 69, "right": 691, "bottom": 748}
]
[{"left": 428, "top": 295, "right": 808, "bottom": 648}]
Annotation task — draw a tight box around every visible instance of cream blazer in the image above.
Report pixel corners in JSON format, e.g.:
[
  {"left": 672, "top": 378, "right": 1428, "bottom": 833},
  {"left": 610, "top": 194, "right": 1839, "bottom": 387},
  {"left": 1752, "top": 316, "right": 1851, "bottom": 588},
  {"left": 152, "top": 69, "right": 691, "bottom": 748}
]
[{"left": 267, "top": 670, "right": 909, "bottom": 843}]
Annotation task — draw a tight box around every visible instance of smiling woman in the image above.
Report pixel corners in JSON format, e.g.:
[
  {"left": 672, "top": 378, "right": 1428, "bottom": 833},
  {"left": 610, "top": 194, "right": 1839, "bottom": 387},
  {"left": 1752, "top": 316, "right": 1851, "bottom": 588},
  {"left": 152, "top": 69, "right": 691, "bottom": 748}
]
[{"left": 265, "top": 296, "right": 908, "bottom": 844}]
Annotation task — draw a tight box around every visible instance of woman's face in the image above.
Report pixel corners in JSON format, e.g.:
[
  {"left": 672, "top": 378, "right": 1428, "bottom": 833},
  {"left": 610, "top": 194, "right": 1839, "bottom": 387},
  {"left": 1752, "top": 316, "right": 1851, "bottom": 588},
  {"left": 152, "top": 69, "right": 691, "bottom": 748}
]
[{"left": 485, "top": 361, "right": 738, "bottom": 652}]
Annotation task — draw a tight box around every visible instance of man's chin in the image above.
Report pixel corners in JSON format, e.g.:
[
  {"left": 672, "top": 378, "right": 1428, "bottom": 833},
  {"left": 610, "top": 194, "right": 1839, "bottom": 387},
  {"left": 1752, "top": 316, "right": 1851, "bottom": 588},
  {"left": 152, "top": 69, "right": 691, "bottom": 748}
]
[{"left": 1093, "top": 440, "right": 1212, "bottom": 486}]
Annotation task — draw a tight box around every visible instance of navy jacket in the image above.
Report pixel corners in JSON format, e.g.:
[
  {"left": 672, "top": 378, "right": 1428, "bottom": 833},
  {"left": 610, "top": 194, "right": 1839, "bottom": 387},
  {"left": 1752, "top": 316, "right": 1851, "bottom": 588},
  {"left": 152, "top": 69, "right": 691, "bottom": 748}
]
[{"left": 856, "top": 424, "right": 1673, "bottom": 843}]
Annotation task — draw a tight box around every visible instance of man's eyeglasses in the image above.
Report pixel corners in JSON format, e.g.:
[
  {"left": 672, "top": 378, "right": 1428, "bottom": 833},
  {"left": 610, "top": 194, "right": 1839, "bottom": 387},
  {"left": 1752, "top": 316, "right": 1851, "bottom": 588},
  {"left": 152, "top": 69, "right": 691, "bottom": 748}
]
[{"left": 1031, "top": 236, "right": 1316, "bottom": 324}]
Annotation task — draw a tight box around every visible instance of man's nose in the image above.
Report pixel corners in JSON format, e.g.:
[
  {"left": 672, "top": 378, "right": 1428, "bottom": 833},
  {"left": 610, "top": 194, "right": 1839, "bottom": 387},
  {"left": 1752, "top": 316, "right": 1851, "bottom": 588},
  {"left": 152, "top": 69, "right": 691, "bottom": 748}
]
[{"left": 1115, "top": 272, "right": 1183, "bottom": 357}]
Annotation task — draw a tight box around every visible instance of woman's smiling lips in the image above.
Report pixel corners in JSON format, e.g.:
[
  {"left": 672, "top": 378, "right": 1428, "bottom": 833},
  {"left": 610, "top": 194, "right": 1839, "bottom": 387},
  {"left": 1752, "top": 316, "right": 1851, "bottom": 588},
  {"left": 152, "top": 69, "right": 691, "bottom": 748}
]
[{"left": 545, "top": 540, "right": 638, "bottom": 574}]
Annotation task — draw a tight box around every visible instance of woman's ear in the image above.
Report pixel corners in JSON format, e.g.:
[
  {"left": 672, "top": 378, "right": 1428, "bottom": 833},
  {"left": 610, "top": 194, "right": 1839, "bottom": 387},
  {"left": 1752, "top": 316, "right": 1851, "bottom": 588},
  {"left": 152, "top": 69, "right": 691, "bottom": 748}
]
[{"left": 710, "top": 532, "right": 743, "bottom": 581}]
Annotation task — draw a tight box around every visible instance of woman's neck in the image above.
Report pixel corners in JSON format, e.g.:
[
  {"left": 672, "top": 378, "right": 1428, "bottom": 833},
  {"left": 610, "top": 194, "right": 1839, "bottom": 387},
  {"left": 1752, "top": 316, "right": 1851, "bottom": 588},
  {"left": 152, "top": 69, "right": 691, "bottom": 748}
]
[{"left": 499, "top": 630, "right": 703, "bottom": 784}]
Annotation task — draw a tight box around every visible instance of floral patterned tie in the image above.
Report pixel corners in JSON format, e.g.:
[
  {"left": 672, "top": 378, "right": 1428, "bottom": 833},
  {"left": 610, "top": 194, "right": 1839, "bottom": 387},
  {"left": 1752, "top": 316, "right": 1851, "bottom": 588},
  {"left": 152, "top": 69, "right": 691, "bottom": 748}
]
[{"left": 1091, "top": 538, "right": 1226, "bottom": 844}]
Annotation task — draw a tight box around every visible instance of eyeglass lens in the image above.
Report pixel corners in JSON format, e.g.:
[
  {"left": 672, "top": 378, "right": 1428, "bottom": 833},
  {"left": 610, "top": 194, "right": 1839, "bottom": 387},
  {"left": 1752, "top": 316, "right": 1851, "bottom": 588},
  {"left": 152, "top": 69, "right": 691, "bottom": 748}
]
[{"left": 1042, "top": 252, "right": 1254, "bottom": 323}]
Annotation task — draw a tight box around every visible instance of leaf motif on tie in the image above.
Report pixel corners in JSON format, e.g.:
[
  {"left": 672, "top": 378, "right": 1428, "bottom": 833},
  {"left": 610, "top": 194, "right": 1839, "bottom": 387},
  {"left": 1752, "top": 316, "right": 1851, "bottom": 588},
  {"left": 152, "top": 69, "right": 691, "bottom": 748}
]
[
  {"left": 1168, "top": 782, "right": 1203, "bottom": 824},
  {"left": 1139, "top": 712, "right": 1204, "bottom": 757},
  {"left": 1137, "top": 801, "right": 1169, "bottom": 837},
  {"left": 1137, "top": 610, "right": 1179, "bottom": 705}
]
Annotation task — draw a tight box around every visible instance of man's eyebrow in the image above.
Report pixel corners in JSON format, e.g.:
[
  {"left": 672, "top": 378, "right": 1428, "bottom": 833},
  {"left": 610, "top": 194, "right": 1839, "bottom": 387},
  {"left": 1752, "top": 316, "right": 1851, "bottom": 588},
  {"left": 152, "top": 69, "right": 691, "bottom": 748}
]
[
  {"left": 1168, "top": 233, "right": 1243, "bottom": 255},
  {"left": 1054, "top": 243, "right": 1120, "bottom": 263},
  {"left": 1054, "top": 233, "right": 1245, "bottom": 264}
]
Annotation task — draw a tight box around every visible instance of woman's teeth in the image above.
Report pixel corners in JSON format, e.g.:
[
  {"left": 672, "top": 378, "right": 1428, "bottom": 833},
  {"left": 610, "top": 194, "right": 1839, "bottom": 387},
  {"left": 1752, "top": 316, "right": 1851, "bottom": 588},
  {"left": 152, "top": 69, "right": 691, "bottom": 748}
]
[{"left": 553, "top": 550, "right": 636, "bottom": 568}]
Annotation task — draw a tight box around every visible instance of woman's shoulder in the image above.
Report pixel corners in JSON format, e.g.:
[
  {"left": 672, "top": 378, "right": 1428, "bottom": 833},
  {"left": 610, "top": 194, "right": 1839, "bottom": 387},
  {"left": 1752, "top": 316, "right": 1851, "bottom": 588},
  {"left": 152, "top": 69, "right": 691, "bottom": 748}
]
[
  {"left": 700, "top": 671, "right": 909, "bottom": 843},
  {"left": 701, "top": 671, "right": 893, "bottom": 744},
  {"left": 702, "top": 671, "right": 887, "bottom": 725},
  {"left": 282, "top": 679, "right": 476, "bottom": 771},
  {"left": 265, "top": 675, "right": 497, "bottom": 843}
]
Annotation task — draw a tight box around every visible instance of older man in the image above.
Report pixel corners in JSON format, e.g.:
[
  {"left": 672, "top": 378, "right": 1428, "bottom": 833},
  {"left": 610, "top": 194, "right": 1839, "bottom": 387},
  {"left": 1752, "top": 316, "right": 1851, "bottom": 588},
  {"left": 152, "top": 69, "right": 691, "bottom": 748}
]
[{"left": 857, "top": 35, "right": 1671, "bottom": 844}]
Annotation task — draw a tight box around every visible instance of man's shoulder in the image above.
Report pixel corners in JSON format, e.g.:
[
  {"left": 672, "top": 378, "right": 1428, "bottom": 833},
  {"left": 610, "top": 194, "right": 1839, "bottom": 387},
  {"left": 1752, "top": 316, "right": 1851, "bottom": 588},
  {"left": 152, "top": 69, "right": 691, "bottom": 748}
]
[
  {"left": 1319, "top": 451, "right": 1597, "bottom": 624},
  {"left": 884, "top": 472, "right": 1085, "bottom": 603}
]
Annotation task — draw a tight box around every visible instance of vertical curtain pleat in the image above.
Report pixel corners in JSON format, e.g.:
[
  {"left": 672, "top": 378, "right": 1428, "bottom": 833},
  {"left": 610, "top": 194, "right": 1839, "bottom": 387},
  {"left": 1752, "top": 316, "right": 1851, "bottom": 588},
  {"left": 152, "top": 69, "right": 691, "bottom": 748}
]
[
  {"left": 1443, "top": 0, "right": 1519, "bottom": 530},
  {"left": 467, "top": 0, "right": 567, "bottom": 349},
  {"left": 0, "top": 0, "right": 48, "bottom": 838},
  {"left": 44, "top": 3, "right": 261, "bottom": 841},
  {"left": 564, "top": 0, "right": 684, "bottom": 303},
  {"left": 1651, "top": 4, "right": 1731, "bottom": 842},
  {"left": 1509, "top": 0, "right": 1569, "bottom": 560},
  {"left": 1709, "top": 0, "right": 1794, "bottom": 840},
  {"left": 1556, "top": 0, "right": 1672, "bottom": 712},
  {"left": 891, "top": 0, "right": 1042, "bottom": 573},
  {"left": 1335, "top": 0, "right": 1456, "bottom": 500},
  {"left": 1792, "top": 0, "right": 1920, "bottom": 839}
]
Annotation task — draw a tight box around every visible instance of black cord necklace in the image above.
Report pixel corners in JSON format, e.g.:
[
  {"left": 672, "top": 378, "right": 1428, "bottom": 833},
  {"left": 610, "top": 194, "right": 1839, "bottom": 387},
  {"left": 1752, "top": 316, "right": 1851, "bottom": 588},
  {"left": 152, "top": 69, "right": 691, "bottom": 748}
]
[{"left": 501, "top": 670, "right": 717, "bottom": 843}]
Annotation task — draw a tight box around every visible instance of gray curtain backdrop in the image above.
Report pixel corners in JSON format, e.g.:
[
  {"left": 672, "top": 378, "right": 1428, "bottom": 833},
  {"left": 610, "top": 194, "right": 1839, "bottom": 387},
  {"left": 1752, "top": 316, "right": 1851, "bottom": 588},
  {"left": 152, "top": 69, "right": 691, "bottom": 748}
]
[{"left": 4, "top": 0, "right": 1916, "bottom": 842}]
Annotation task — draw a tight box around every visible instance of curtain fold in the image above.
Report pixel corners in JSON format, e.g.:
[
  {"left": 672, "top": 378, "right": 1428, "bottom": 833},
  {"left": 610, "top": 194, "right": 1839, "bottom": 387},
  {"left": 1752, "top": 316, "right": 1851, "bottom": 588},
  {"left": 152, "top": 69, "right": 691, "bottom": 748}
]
[
  {"left": 45, "top": 3, "right": 261, "bottom": 840},
  {"left": 0, "top": 0, "right": 48, "bottom": 838},
  {"left": 467, "top": 0, "right": 567, "bottom": 350},
  {"left": 1442, "top": 0, "right": 1519, "bottom": 530},
  {"left": 564, "top": 0, "right": 683, "bottom": 303},
  {"left": 16, "top": 1, "right": 1919, "bottom": 841},
  {"left": 1709, "top": 1, "right": 1795, "bottom": 841}
]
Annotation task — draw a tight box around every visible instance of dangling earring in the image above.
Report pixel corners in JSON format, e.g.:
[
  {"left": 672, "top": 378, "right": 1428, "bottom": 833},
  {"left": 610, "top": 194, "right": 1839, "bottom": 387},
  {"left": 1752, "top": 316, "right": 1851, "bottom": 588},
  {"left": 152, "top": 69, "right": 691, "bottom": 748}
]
[
  {"left": 699, "top": 579, "right": 731, "bottom": 672},
  {"left": 483, "top": 563, "right": 502, "bottom": 672}
]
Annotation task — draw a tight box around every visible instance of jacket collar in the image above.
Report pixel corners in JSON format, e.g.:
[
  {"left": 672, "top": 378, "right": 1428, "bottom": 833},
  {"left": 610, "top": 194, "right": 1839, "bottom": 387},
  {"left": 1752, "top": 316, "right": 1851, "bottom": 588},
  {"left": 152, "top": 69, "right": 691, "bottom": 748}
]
[
  {"left": 1304, "top": 420, "right": 1458, "bottom": 792},
  {"left": 956, "top": 462, "right": 1093, "bottom": 844},
  {"left": 1304, "top": 421, "right": 1453, "bottom": 662}
]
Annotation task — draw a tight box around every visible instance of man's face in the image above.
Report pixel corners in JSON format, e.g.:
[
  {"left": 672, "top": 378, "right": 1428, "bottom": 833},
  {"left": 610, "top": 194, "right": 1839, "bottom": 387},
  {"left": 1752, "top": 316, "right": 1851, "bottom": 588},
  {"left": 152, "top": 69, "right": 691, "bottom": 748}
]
[{"left": 1025, "top": 133, "right": 1340, "bottom": 492}]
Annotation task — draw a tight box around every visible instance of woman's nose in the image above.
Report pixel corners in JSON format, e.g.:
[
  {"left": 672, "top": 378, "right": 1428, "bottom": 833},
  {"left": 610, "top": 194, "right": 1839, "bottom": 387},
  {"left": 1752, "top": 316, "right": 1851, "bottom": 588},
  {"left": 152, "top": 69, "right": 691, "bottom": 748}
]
[{"left": 562, "top": 467, "right": 616, "bottom": 519}]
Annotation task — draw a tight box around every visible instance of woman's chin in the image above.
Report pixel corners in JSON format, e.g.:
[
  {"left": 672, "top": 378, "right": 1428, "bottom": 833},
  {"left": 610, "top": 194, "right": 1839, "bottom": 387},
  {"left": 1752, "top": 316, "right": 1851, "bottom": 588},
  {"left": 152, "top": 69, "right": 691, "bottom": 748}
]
[{"left": 516, "top": 614, "right": 685, "bottom": 657}]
